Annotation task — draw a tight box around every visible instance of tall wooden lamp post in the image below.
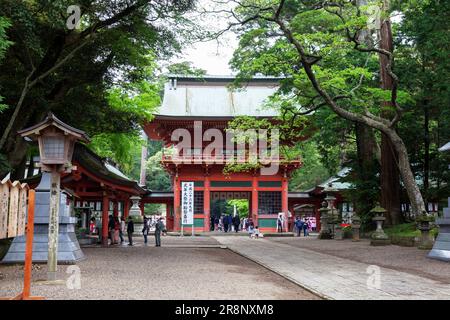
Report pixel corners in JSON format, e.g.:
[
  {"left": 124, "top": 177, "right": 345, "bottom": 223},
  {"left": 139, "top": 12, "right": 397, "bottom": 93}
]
[{"left": 18, "top": 113, "right": 90, "bottom": 280}]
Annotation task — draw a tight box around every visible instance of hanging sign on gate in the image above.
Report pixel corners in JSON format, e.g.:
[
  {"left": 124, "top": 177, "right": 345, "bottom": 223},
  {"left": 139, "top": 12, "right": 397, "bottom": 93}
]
[{"left": 181, "top": 182, "right": 194, "bottom": 225}]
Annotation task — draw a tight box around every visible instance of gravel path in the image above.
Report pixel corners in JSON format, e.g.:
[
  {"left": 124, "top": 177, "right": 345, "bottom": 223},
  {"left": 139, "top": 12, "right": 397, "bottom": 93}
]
[
  {"left": 0, "top": 237, "right": 319, "bottom": 300},
  {"left": 267, "top": 236, "right": 450, "bottom": 283}
]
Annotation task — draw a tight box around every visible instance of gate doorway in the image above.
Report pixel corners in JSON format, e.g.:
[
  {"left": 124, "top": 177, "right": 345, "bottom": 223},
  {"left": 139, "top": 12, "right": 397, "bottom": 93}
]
[{"left": 210, "top": 191, "right": 250, "bottom": 232}]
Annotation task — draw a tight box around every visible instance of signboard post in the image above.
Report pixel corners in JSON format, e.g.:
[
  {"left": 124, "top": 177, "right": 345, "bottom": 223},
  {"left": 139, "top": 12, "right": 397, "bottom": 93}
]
[{"left": 181, "top": 182, "right": 194, "bottom": 237}]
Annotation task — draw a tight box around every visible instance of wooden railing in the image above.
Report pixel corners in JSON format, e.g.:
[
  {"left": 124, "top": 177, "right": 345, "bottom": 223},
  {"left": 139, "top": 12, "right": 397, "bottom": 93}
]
[{"left": 161, "top": 152, "right": 301, "bottom": 164}]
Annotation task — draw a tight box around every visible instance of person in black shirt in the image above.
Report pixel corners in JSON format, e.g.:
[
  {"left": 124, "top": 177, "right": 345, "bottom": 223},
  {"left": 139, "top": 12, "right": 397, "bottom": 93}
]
[{"left": 127, "top": 216, "right": 134, "bottom": 246}]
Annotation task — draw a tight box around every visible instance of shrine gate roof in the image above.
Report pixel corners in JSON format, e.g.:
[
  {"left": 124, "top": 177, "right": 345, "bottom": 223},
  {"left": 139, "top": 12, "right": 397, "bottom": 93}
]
[{"left": 155, "top": 75, "right": 282, "bottom": 119}]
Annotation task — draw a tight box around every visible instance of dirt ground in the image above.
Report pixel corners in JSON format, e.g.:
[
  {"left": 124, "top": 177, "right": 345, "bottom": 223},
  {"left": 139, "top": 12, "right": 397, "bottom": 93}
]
[{"left": 0, "top": 237, "right": 319, "bottom": 300}]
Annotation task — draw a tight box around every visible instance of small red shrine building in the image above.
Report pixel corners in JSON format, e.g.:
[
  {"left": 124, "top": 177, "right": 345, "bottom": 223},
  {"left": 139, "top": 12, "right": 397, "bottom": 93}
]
[{"left": 144, "top": 75, "right": 305, "bottom": 233}]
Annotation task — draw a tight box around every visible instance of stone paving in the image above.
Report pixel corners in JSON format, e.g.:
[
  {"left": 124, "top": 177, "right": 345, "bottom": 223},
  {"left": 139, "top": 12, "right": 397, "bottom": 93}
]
[{"left": 212, "top": 236, "right": 450, "bottom": 300}]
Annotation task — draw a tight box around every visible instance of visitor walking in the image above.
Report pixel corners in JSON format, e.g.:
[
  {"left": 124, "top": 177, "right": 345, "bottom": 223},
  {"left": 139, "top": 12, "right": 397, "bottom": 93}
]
[
  {"left": 214, "top": 216, "right": 219, "bottom": 231},
  {"left": 223, "top": 215, "right": 229, "bottom": 233},
  {"left": 155, "top": 217, "right": 163, "bottom": 247},
  {"left": 311, "top": 218, "right": 317, "bottom": 231},
  {"left": 210, "top": 216, "right": 215, "bottom": 231},
  {"left": 243, "top": 217, "right": 248, "bottom": 231},
  {"left": 114, "top": 216, "right": 120, "bottom": 244},
  {"left": 127, "top": 216, "right": 134, "bottom": 246},
  {"left": 228, "top": 214, "right": 233, "bottom": 232},
  {"left": 307, "top": 219, "right": 312, "bottom": 233},
  {"left": 232, "top": 215, "right": 240, "bottom": 233},
  {"left": 142, "top": 216, "right": 149, "bottom": 245},
  {"left": 108, "top": 215, "right": 115, "bottom": 245},
  {"left": 89, "top": 217, "right": 96, "bottom": 235},
  {"left": 277, "top": 214, "right": 284, "bottom": 233},
  {"left": 295, "top": 217, "right": 304, "bottom": 237},
  {"left": 119, "top": 216, "right": 125, "bottom": 244},
  {"left": 302, "top": 218, "right": 309, "bottom": 236}
]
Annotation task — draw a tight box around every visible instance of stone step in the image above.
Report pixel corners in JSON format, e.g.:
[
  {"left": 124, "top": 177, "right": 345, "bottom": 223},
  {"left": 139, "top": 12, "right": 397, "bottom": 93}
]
[
  {"left": 436, "top": 233, "right": 450, "bottom": 242},
  {"left": 443, "top": 207, "right": 450, "bottom": 219},
  {"left": 436, "top": 218, "right": 450, "bottom": 226},
  {"left": 430, "top": 241, "right": 450, "bottom": 251}
]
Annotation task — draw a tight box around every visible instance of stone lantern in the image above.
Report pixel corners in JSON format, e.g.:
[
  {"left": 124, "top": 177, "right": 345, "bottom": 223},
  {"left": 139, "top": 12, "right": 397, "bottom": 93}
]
[
  {"left": 370, "top": 204, "right": 390, "bottom": 246},
  {"left": 324, "top": 183, "right": 342, "bottom": 239},
  {"left": 19, "top": 113, "right": 89, "bottom": 172},
  {"left": 128, "top": 196, "right": 143, "bottom": 235},
  {"left": 428, "top": 142, "right": 450, "bottom": 261},
  {"left": 416, "top": 211, "right": 434, "bottom": 250},
  {"left": 318, "top": 200, "right": 331, "bottom": 239},
  {"left": 17, "top": 113, "right": 89, "bottom": 280},
  {"left": 351, "top": 214, "right": 361, "bottom": 242}
]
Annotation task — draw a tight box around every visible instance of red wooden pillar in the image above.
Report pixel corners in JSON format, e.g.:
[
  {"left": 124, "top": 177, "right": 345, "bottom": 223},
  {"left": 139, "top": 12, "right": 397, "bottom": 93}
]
[
  {"left": 204, "top": 175, "right": 210, "bottom": 232},
  {"left": 101, "top": 194, "right": 109, "bottom": 246},
  {"left": 165, "top": 203, "right": 173, "bottom": 231},
  {"left": 123, "top": 197, "right": 130, "bottom": 219},
  {"left": 174, "top": 176, "right": 181, "bottom": 231},
  {"left": 282, "top": 176, "right": 289, "bottom": 232},
  {"left": 252, "top": 176, "right": 258, "bottom": 227}
]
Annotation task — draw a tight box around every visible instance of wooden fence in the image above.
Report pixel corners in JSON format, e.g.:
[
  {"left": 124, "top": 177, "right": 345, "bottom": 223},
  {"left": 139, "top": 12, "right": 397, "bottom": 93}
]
[{"left": 0, "top": 178, "right": 29, "bottom": 240}]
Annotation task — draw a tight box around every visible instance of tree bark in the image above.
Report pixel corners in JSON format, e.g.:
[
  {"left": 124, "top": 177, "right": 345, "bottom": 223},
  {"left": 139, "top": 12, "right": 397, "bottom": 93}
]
[
  {"left": 356, "top": 123, "right": 377, "bottom": 172},
  {"left": 423, "top": 99, "right": 430, "bottom": 200},
  {"left": 355, "top": 122, "right": 378, "bottom": 215},
  {"left": 378, "top": 3, "right": 402, "bottom": 225}
]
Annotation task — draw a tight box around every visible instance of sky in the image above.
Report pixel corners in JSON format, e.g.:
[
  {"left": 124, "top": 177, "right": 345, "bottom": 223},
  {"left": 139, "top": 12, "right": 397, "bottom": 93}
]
[
  {"left": 171, "top": 34, "right": 238, "bottom": 75},
  {"left": 168, "top": 0, "right": 238, "bottom": 76}
]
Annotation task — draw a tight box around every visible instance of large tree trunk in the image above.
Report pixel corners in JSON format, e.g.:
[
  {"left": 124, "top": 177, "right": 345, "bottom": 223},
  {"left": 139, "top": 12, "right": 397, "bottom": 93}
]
[
  {"left": 356, "top": 123, "right": 378, "bottom": 171},
  {"left": 355, "top": 122, "right": 378, "bottom": 215},
  {"left": 379, "top": 2, "right": 402, "bottom": 225},
  {"left": 423, "top": 99, "right": 430, "bottom": 200},
  {"left": 387, "top": 129, "right": 427, "bottom": 216}
]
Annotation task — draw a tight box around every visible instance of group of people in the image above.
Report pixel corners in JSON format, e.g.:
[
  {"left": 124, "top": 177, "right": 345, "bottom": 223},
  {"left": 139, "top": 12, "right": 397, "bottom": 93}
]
[
  {"left": 142, "top": 216, "right": 165, "bottom": 247},
  {"left": 98, "top": 215, "right": 165, "bottom": 246},
  {"left": 106, "top": 215, "right": 135, "bottom": 246},
  {"left": 211, "top": 214, "right": 241, "bottom": 233},
  {"left": 294, "top": 216, "right": 313, "bottom": 237},
  {"left": 209, "top": 215, "right": 263, "bottom": 239}
]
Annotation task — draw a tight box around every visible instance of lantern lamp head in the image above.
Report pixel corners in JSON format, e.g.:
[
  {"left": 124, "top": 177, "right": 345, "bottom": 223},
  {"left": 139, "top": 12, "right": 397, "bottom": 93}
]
[{"left": 18, "top": 113, "right": 90, "bottom": 171}]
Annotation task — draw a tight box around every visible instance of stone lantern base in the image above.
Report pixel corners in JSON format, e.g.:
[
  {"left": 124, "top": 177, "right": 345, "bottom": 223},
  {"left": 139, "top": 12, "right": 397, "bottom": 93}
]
[
  {"left": 2, "top": 173, "right": 84, "bottom": 264},
  {"left": 370, "top": 236, "right": 391, "bottom": 246},
  {"left": 428, "top": 198, "right": 450, "bottom": 261}
]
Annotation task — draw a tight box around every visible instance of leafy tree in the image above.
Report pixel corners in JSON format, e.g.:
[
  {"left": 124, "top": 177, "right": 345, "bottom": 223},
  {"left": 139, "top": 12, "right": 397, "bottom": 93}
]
[
  {"left": 0, "top": 16, "right": 12, "bottom": 113},
  {"left": 167, "top": 61, "right": 207, "bottom": 76},
  {"left": 145, "top": 149, "right": 172, "bottom": 191},
  {"left": 225, "top": 0, "right": 428, "bottom": 218},
  {"left": 289, "top": 140, "right": 335, "bottom": 191},
  {"left": 226, "top": 199, "right": 249, "bottom": 219},
  {"left": 0, "top": 0, "right": 197, "bottom": 179},
  {"left": 394, "top": 0, "right": 450, "bottom": 203}
]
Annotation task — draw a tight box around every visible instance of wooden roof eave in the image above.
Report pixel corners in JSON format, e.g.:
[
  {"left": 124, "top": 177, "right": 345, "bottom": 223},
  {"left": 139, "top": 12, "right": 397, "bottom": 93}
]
[{"left": 74, "top": 163, "right": 145, "bottom": 196}]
